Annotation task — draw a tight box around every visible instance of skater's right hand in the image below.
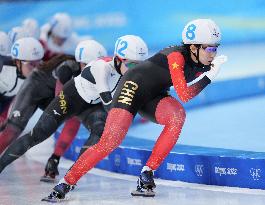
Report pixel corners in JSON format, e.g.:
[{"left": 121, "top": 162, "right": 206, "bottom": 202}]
[{"left": 205, "top": 55, "right": 228, "bottom": 81}]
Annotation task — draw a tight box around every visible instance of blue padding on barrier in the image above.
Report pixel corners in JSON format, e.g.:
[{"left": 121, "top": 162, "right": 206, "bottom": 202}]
[{"left": 54, "top": 131, "right": 265, "bottom": 189}]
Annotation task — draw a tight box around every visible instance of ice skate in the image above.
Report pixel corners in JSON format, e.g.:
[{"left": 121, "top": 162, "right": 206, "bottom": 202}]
[
  {"left": 40, "top": 157, "right": 59, "bottom": 183},
  {"left": 41, "top": 182, "right": 74, "bottom": 202},
  {"left": 131, "top": 170, "right": 156, "bottom": 197}
]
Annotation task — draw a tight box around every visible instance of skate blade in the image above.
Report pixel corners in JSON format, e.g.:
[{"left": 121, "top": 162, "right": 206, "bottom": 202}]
[
  {"left": 40, "top": 175, "right": 56, "bottom": 183},
  {"left": 41, "top": 196, "right": 63, "bottom": 203},
  {"left": 131, "top": 189, "right": 155, "bottom": 197}
]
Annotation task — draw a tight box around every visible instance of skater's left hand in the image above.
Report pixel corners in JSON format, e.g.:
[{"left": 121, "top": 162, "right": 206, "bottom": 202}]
[{"left": 206, "top": 55, "right": 228, "bottom": 81}]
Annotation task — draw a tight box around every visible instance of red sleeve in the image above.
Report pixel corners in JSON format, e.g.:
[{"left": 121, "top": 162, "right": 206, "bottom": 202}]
[
  {"left": 39, "top": 39, "right": 58, "bottom": 61},
  {"left": 55, "top": 80, "right": 63, "bottom": 96},
  {"left": 167, "top": 52, "right": 210, "bottom": 103}
]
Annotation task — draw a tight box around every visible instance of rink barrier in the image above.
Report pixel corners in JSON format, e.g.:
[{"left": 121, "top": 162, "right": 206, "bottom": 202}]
[
  {"left": 54, "top": 132, "right": 265, "bottom": 189},
  {"left": 54, "top": 75, "right": 265, "bottom": 189}
]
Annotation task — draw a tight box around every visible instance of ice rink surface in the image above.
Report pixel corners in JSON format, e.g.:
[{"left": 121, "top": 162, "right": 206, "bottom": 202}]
[
  {"left": 2, "top": 152, "right": 265, "bottom": 205},
  {"left": 1, "top": 43, "right": 265, "bottom": 205}
]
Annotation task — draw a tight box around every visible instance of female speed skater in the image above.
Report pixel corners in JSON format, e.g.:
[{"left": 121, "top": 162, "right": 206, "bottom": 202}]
[
  {"left": 43, "top": 18, "right": 227, "bottom": 201},
  {"left": 40, "top": 40, "right": 107, "bottom": 182}
]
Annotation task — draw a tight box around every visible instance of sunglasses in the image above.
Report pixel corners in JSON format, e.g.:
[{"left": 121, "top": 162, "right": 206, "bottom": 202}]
[
  {"left": 201, "top": 45, "right": 218, "bottom": 53},
  {"left": 123, "top": 60, "right": 139, "bottom": 69}
]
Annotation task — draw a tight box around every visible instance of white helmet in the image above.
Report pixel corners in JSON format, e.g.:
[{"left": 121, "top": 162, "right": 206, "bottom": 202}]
[
  {"left": 50, "top": 13, "right": 73, "bottom": 38},
  {"left": 114, "top": 35, "right": 148, "bottom": 61},
  {"left": 0, "top": 31, "right": 11, "bottom": 56},
  {"left": 22, "top": 18, "right": 40, "bottom": 39},
  {"left": 75, "top": 40, "right": 107, "bottom": 64},
  {"left": 182, "top": 19, "right": 221, "bottom": 45},
  {"left": 8, "top": 26, "right": 30, "bottom": 44},
  {"left": 11, "top": 37, "right": 44, "bottom": 61}
]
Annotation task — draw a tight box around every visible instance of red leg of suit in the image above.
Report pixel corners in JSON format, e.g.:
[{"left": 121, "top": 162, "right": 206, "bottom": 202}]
[
  {"left": 0, "top": 124, "right": 21, "bottom": 154},
  {"left": 55, "top": 80, "right": 63, "bottom": 96},
  {"left": 146, "top": 96, "right": 186, "bottom": 170},
  {"left": 0, "top": 100, "right": 12, "bottom": 130},
  {"left": 53, "top": 117, "right": 81, "bottom": 157},
  {"left": 0, "top": 102, "right": 10, "bottom": 123},
  {"left": 64, "top": 108, "right": 133, "bottom": 185}
]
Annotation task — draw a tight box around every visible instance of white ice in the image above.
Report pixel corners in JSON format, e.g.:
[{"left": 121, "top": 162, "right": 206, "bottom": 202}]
[{"left": 1, "top": 136, "right": 265, "bottom": 205}]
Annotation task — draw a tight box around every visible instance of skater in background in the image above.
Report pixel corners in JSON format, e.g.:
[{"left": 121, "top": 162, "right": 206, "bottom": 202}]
[
  {"left": 8, "top": 26, "right": 31, "bottom": 45},
  {"left": 0, "top": 37, "right": 46, "bottom": 153},
  {"left": 0, "top": 38, "right": 83, "bottom": 155},
  {"left": 0, "top": 21, "right": 42, "bottom": 130},
  {"left": 8, "top": 18, "right": 40, "bottom": 44},
  {"left": 0, "top": 26, "right": 43, "bottom": 130},
  {"left": 43, "top": 18, "right": 227, "bottom": 201},
  {"left": 40, "top": 40, "right": 107, "bottom": 182},
  {"left": 0, "top": 36, "right": 43, "bottom": 132},
  {"left": 0, "top": 32, "right": 30, "bottom": 130},
  {"left": 0, "top": 31, "right": 13, "bottom": 129},
  {"left": 40, "top": 12, "right": 79, "bottom": 60},
  {"left": 0, "top": 36, "right": 148, "bottom": 186},
  {"left": 39, "top": 13, "right": 87, "bottom": 169},
  {"left": 21, "top": 18, "right": 40, "bottom": 40}
]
